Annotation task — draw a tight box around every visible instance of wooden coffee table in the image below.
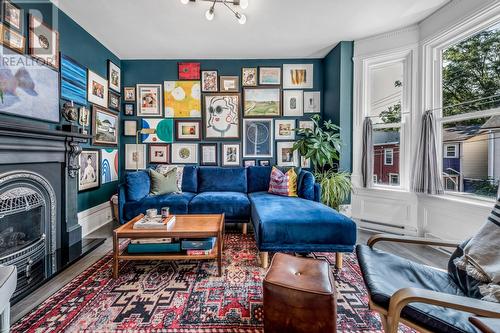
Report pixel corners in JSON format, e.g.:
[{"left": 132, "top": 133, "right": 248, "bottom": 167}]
[{"left": 112, "top": 213, "right": 225, "bottom": 278}]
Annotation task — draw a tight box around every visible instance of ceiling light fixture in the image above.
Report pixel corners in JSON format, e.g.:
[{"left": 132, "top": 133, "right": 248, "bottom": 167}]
[{"left": 181, "top": 0, "right": 248, "bottom": 24}]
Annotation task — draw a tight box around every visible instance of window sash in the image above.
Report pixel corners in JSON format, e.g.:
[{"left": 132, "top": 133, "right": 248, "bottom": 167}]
[{"left": 384, "top": 149, "right": 394, "bottom": 165}]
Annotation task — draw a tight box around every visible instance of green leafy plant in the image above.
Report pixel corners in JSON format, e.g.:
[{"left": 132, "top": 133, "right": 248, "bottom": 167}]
[{"left": 315, "top": 170, "right": 352, "bottom": 210}]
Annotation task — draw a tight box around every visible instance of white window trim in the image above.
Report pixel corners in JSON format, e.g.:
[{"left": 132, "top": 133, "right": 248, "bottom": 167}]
[
  {"left": 384, "top": 148, "right": 394, "bottom": 165},
  {"left": 373, "top": 174, "right": 378, "bottom": 183},
  {"left": 444, "top": 144, "right": 458, "bottom": 158},
  {"left": 389, "top": 173, "right": 400, "bottom": 185}
]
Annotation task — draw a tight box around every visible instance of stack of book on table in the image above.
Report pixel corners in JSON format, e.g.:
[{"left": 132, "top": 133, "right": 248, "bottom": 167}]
[
  {"left": 181, "top": 237, "right": 216, "bottom": 256},
  {"left": 132, "top": 215, "right": 175, "bottom": 229},
  {"left": 128, "top": 215, "right": 180, "bottom": 253}
]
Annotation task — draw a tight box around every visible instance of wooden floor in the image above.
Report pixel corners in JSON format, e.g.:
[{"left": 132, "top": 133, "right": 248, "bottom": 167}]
[{"left": 11, "top": 222, "right": 450, "bottom": 323}]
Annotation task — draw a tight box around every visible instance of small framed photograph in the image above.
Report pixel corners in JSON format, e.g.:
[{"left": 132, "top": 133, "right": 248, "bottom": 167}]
[
  {"left": 300, "top": 156, "right": 311, "bottom": 169},
  {"left": 277, "top": 141, "right": 298, "bottom": 167},
  {"left": 171, "top": 143, "right": 198, "bottom": 164},
  {"left": 242, "top": 67, "right": 257, "bottom": 87},
  {"left": 125, "top": 144, "right": 147, "bottom": 170},
  {"left": 108, "top": 60, "right": 121, "bottom": 92},
  {"left": 28, "top": 15, "right": 59, "bottom": 69},
  {"left": 275, "top": 119, "right": 296, "bottom": 140},
  {"left": 222, "top": 143, "right": 241, "bottom": 166},
  {"left": 200, "top": 143, "right": 218, "bottom": 166},
  {"left": 178, "top": 62, "right": 200, "bottom": 80},
  {"left": 3, "top": 0, "right": 22, "bottom": 31},
  {"left": 92, "top": 105, "right": 119, "bottom": 146},
  {"left": 1, "top": 23, "right": 25, "bottom": 53},
  {"left": 298, "top": 120, "right": 314, "bottom": 131},
  {"left": 304, "top": 91, "right": 321, "bottom": 113},
  {"left": 149, "top": 145, "right": 170, "bottom": 164},
  {"left": 283, "top": 90, "right": 304, "bottom": 117},
  {"left": 123, "top": 120, "right": 137, "bottom": 136},
  {"left": 283, "top": 64, "right": 313, "bottom": 89},
  {"left": 175, "top": 120, "right": 201, "bottom": 141},
  {"left": 88, "top": 70, "right": 108, "bottom": 108},
  {"left": 201, "top": 70, "right": 218, "bottom": 92},
  {"left": 220, "top": 76, "right": 239, "bottom": 92},
  {"left": 137, "top": 84, "right": 162, "bottom": 117},
  {"left": 124, "top": 103, "right": 134, "bottom": 116},
  {"left": 244, "top": 160, "right": 256, "bottom": 167},
  {"left": 124, "top": 87, "right": 136, "bottom": 101},
  {"left": 258, "top": 160, "right": 270, "bottom": 167},
  {"left": 259, "top": 67, "right": 281, "bottom": 85},
  {"left": 108, "top": 91, "right": 120, "bottom": 111},
  {"left": 79, "top": 149, "right": 100, "bottom": 192}
]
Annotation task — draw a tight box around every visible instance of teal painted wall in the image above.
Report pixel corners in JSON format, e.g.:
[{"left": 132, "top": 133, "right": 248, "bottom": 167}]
[{"left": 0, "top": 0, "right": 121, "bottom": 212}]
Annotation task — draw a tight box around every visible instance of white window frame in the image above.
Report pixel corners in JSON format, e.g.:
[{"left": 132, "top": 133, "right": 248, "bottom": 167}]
[
  {"left": 389, "top": 173, "right": 399, "bottom": 185},
  {"left": 444, "top": 144, "right": 458, "bottom": 158},
  {"left": 384, "top": 148, "right": 394, "bottom": 165},
  {"left": 373, "top": 174, "right": 378, "bottom": 183}
]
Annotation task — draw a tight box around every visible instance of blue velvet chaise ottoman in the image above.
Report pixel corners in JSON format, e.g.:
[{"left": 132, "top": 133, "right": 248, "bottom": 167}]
[{"left": 118, "top": 166, "right": 357, "bottom": 268}]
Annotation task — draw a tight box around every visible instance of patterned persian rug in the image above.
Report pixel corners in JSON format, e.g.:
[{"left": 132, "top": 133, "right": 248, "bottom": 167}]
[{"left": 12, "top": 233, "right": 413, "bottom": 333}]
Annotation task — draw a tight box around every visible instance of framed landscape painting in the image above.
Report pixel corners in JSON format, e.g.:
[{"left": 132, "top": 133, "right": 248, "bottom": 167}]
[
  {"left": 204, "top": 93, "right": 240, "bottom": 139},
  {"left": 61, "top": 54, "right": 87, "bottom": 106},
  {"left": 259, "top": 67, "right": 281, "bottom": 85},
  {"left": 178, "top": 62, "right": 200, "bottom": 80},
  {"left": 88, "top": 70, "right": 108, "bottom": 108},
  {"left": 137, "top": 84, "right": 162, "bottom": 117},
  {"left": 164, "top": 81, "right": 201, "bottom": 118},
  {"left": 79, "top": 149, "right": 100, "bottom": 192},
  {"left": 141, "top": 118, "right": 173, "bottom": 143},
  {"left": 243, "top": 88, "right": 281, "bottom": 117},
  {"left": 243, "top": 119, "right": 273, "bottom": 158},
  {"left": 101, "top": 148, "right": 119, "bottom": 184},
  {"left": 283, "top": 64, "right": 314, "bottom": 89},
  {"left": 92, "top": 105, "right": 118, "bottom": 146}
]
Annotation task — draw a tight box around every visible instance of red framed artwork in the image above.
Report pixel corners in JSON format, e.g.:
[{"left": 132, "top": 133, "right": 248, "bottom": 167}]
[{"left": 178, "top": 62, "right": 201, "bottom": 80}]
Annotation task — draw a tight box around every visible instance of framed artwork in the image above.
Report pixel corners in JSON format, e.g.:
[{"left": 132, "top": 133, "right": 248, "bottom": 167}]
[
  {"left": 259, "top": 67, "right": 281, "bottom": 85},
  {"left": 0, "top": 45, "right": 59, "bottom": 122},
  {"left": 178, "top": 62, "right": 200, "bottom": 80},
  {"left": 300, "top": 156, "right": 311, "bottom": 169},
  {"left": 28, "top": 15, "right": 59, "bottom": 69},
  {"left": 220, "top": 76, "right": 239, "bottom": 92},
  {"left": 275, "top": 119, "right": 296, "bottom": 140},
  {"left": 125, "top": 144, "right": 146, "bottom": 170},
  {"left": 164, "top": 81, "right": 201, "bottom": 118},
  {"left": 124, "top": 103, "right": 134, "bottom": 116},
  {"left": 79, "top": 107, "right": 89, "bottom": 127},
  {"left": 204, "top": 93, "right": 240, "bottom": 139},
  {"left": 149, "top": 145, "right": 170, "bottom": 164},
  {"left": 123, "top": 120, "right": 137, "bottom": 136},
  {"left": 222, "top": 143, "right": 241, "bottom": 166},
  {"left": 101, "top": 148, "right": 119, "bottom": 184},
  {"left": 283, "top": 90, "right": 304, "bottom": 117},
  {"left": 200, "top": 143, "right": 218, "bottom": 166},
  {"left": 92, "top": 105, "right": 118, "bottom": 146},
  {"left": 304, "top": 91, "right": 321, "bottom": 113},
  {"left": 277, "top": 141, "right": 298, "bottom": 167},
  {"left": 243, "top": 87, "right": 281, "bottom": 117},
  {"left": 298, "top": 120, "right": 314, "bottom": 131},
  {"left": 137, "top": 84, "right": 162, "bottom": 117},
  {"left": 241, "top": 67, "right": 257, "bottom": 87},
  {"left": 88, "top": 70, "right": 108, "bottom": 108},
  {"left": 108, "top": 60, "right": 121, "bottom": 92},
  {"left": 108, "top": 91, "right": 120, "bottom": 111},
  {"left": 61, "top": 54, "right": 87, "bottom": 106},
  {"left": 79, "top": 149, "right": 100, "bottom": 191},
  {"left": 141, "top": 118, "right": 173, "bottom": 143},
  {"left": 175, "top": 120, "right": 201, "bottom": 141},
  {"left": 1, "top": 23, "right": 25, "bottom": 53},
  {"left": 283, "top": 64, "right": 314, "bottom": 89},
  {"left": 258, "top": 160, "right": 270, "bottom": 166},
  {"left": 124, "top": 87, "right": 135, "bottom": 101},
  {"left": 171, "top": 143, "right": 198, "bottom": 164},
  {"left": 201, "top": 70, "right": 218, "bottom": 92},
  {"left": 3, "top": 0, "right": 22, "bottom": 31},
  {"left": 243, "top": 119, "right": 273, "bottom": 158},
  {"left": 244, "top": 160, "right": 256, "bottom": 167}
]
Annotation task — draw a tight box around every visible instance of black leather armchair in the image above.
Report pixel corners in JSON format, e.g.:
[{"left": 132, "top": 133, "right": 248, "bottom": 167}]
[{"left": 356, "top": 234, "right": 500, "bottom": 333}]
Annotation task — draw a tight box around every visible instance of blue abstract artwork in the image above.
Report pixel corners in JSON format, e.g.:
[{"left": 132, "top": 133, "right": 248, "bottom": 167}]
[
  {"left": 61, "top": 54, "right": 87, "bottom": 106},
  {"left": 243, "top": 119, "right": 273, "bottom": 158}
]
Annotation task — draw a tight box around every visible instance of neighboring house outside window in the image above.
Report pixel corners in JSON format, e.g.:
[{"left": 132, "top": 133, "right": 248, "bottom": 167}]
[
  {"left": 384, "top": 148, "right": 394, "bottom": 165},
  {"left": 389, "top": 173, "right": 399, "bottom": 185},
  {"left": 444, "top": 144, "right": 458, "bottom": 158},
  {"left": 373, "top": 130, "right": 400, "bottom": 185}
]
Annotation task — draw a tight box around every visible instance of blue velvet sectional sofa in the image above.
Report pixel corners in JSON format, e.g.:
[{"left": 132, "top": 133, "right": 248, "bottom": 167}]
[{"left": 118, "top": 166, "right": 357, "bottom": 267}]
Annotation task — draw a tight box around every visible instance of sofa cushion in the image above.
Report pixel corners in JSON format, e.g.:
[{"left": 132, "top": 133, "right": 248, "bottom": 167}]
[
  {"left": 249, "top": 192, "right": 356, "bottom": 252},
  {"left": 149, "top": 168, "right": 178, "bottom": 195},
  {"left": 268, "top": 167, "right": 298, "bottom": 197},
  {"left": 189, "top": 191, "right": 250, "bottom": 220},
  {"left": 356, "top": 245, "right": 478, "bottom": 333},
  {"left": 182, "top": 165, "right": 198, "bottom": 193},
  {"left": 126, "top": 171, "right": 150, "bottom": 201},
  {"left": 247, "top": 166, "right": 272, "bottom": 193},
  {"left": 123, "top": 192, "right": 196, "bottom": 222},
  {"left": 298, "top": 171, "right": 315, "bottom": 200},
  {"left": 198, "top": 167, "right": 247, "bottom": 193}
]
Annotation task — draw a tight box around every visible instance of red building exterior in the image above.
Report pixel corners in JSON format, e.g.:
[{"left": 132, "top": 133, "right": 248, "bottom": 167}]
[{"left": 373, "top": 143, "right": 400, "bottom": 185}]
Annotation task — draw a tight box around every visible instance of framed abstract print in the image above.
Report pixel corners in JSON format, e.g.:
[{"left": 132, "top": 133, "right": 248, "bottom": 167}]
[
  {"left": 79, "top": 149, "right": 100, "bottom": 191},
  {"left": 244, "top": 160, "right": 256, "bottom": 167},
  {"left": 259, "top": 67, "right": 281, "bottom": 85},
  {"left": 277, "top": 141, "right": 298, "bottom": 167},
  {"left": 164, "top": 81, "right": 201, "bottom": 118},
  {"left": 200, "top": 143, "right": 218, "bottom": 166},
  {"left": 137, "top": 84, "right": 162, "bottom": 117},
  {"left": 28, "top": 15, "right": 59, "bottom": 69},
  {"left": 204, "top": 93, "right": 240, "bottom": 139},
  {"left": 108, "top": 60, "right": 121, "bottom": 92},
  {"left": 1, "top": 23, "right": 25, "bottom": 53},
  {"left": 178, "top": 62, "right": 200, "bottom": 80},
  {"left": 92, "top": 105, "right": 118, "bottom": 146},
  {"left": 258, "top": 160, "right": 270, "bottom": 166},
  {"left": 243, "top": 118, "right": 273, "bottom": 158},
  {"left": 88, "top": 70, "right": 108, "bottom": 108},
  {"left": 243, "top": 88, "right": 281, "bottom": 117},
  {"left": 61, "top": 54, "right": 87, "bottom": 106},
  {"left": 101, "top": 148, "right": 119, "bottom": 184},
  {"left": 283, "top": 90, "right": 304, "bottom": 117},
  {"left": 201, "top": 70, "right": 218, "bottom": 92},
  {"left": 283, "top": 64, "right": 314, "bottom": 89},
  {"left": 141, "top": 118, "right": 173, "bottom": 143},
  {"left": 171, "top": 143, "right": 198, "bottom": 164},
  {"left": 275, "top": 119, "right": 296, "bottom": 140},
  {"left": 149, "top": 145, "right": 170, "bottom": 164},
  {"left": 175, "top": 120, "right": 201, "bottom": 141},
  {"left": 219, "top": 76, "right": 239, "bottom": 92},
  {"left": 124, "top": 103, "right": 134, "bottom": 116},
  {"left": 123, "top": 120, "right": 137, "bottom": 136},
  {"left": 222, "top": 143, "right": 241, "bottom": 166},
  {"left": 304, "top": 91, "right": 321, "bottom": 113},
  {"left": 241, "top": 67, "right": 257, "bottom": 87},
  {"left": 125, "top": 144, "right": 146, "bottom": 170},
  {"left": 124, "top": 87, "right": 136, "bottom": 101},
  {"left": 108, "top": 91, "right": 120, "bottom": 111},
  {"left": 3, "top": 1, "right": 22, "bottom": 32}
]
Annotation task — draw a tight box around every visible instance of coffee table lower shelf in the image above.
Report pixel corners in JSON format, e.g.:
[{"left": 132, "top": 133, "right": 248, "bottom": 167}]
[{"left": 118, "top": 249, "right": 219, "bottom": 261}]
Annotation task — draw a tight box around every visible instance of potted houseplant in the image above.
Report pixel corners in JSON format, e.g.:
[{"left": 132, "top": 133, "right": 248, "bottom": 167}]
[{"left": 293, "top": 114, "right": 352, "bottom": 210}]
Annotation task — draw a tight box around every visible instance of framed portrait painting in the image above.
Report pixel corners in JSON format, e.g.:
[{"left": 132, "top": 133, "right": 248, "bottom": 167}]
[
  {"left": 241, "top": 67, "right": 257, "bottom": 87},
  {"left": 164, "top": 81, "right": 201, "bottom": 118},
  {"left": 220, "top": 76, "right": 239, "bottom": 92},
  {"left": 28, "top": 15, "right": 59, "bottom": 69},
  {"left": 259, "top": 67, "right": 281, "bottom": 85},
  {"left": 275, "top": 119, "right": 296, "bottom": 140},
  {"left": 137, "top": 84, "right": 162, "bottom": 117},
  {"left": 175, "top": 120, "right": 201, "bottom": 141},
  {"left": 125, "top": 144, "right": 146, "bottom": 170},
  {"left": 243, "top": 88, "right": 281, "bottom": 117},
  {"left": 92, "top": 105, "right": 118, "bottom": 146},
  {"left": 108, "top": 60, "right": 121, "bottom": 92},
  {"left": 304, "top": 91, "right": 321, "bottom": 113},
  {"left": 283, "top": 64, "right": 314, "bottom": 89},
  {"left": 3, "top": 0, "right": 22, "bottom": 32},
  {"left": 108, "top": 91, "right": 120, "bottom": 111},
  {"left": 149, "top": 145, "right": 170, "bottom": 164},
  {"left": 178, "top": 62, "right": 200, "bottom": 80},
  {"left": 61, "top": 54, "right": 87, "bottom": 106},
  {"left": 243, "top": 118, "right": 273, "bottom": 158},
  {"left": 222, "top": 143, "right": 241, "bottom": 166},
  {"left": 201, "top": 70, "right": 218, "bottom": 92},
  {"left": 277, "top": 141, "right": 298, "bottom": 167},
  {"left": 204, "top": 93, "right": 240, "bottom": 139},
  {"left": 79, "top": 149, "right": 100, "bottom": 191},
  {"left": 124, "top": 87, "right": 135, "bottom": 101},
  {"left": 88, "top": 70, "right": 108, "bottom": 108},
  {"left": 200, "top": 143, "right": 218, "bottom": 166},
  {"left": 283, "top": 90, "right": 303, "bottom": 117},
  {"left": 171, "top": 143, "right": 198, "bottom": 164}
]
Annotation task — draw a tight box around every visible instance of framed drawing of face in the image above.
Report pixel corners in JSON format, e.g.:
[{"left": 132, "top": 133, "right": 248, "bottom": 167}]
[
  {"left": 204, "top": 93, "right": 240, "bottom": 139},
  {"left": 222, "top": 143, "right": 241, "bottom": 166},
  {"left": 79, "top": 149, "right": 100, "bottom": 191},
  {"left": 241, "top": 67, "right": 257, "bottom": 87},
  {"left": 243, "top": 118, "right": 273, "bottom": 158},
  {"left": 88, "top": 70, "right": 108, "bottom": 108},
  {"left": 92, "top": 105, "right": 119, "bottom": 146},
  {"left": 149, "top": 144, "right": 170, "bottom": 164},
  {"left": 137, "top": 84, "right": 162, "bottom": 117},
  {"left": 201, "top": 70, "right": 218, "bottom": 92},
  {"left": 277, "top": 141, "right": 298, "bottom": 167},
  {"left": 219, "top": 76, "right": 239, "bottom": 92},
  {"left": 200, "top": 143, "right": 218, "bottom": 166},
  {"left": 28, "top": 15, "right": 59, "bottom": 69},
  {"left": 175, "top": 120, "right": 201, "bottom": 141},
  {"left": 171, "top": 143, "right": 198, "bottom": 164},
  {"left": 108, "top": 60, "right": 121, "bottom": 92},
  {"left": 124, "top": 87, "right": 136, "bottom": 101}
]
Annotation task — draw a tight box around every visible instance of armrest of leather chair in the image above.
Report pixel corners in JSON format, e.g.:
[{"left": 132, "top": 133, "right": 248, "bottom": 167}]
[
  {"left": 367, "top": 234, "right": 461, "bottom": 248},
  {"left": 386, "top": 287, "right": 500, "bottom": 333}
]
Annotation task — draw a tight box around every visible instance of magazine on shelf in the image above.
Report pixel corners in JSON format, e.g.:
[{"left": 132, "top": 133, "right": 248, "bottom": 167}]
[
  {"left": 186, "top": 248, "right": 215, "bottom": 256},
  {"left": 130, "top": 238, "right": 173, "bottom": 244},
  {"left": 133, "top": 215, "right": 176, "bottom": 229}
]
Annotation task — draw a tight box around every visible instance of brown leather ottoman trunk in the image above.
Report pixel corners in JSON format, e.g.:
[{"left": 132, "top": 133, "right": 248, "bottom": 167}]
[{"left": 263, "top": 253, "right": 337, "bottom": 333}]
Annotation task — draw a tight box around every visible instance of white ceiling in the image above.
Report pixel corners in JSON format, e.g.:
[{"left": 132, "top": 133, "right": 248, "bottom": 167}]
[{"left": 51, "top": 0, "right": 449, "bottom": 60}]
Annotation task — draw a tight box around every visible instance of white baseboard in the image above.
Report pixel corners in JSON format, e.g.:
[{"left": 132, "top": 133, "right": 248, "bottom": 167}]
[{"left": 78, "top": 201, "right": 113, "bottom": 237}]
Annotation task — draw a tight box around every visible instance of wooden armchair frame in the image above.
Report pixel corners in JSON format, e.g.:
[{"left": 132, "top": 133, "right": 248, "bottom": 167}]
[{"left": 365, "top": 234, "right": 500, "bottom": 333}]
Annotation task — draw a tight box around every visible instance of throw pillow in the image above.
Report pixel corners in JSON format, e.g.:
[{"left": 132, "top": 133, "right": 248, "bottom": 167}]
[
  {"left": 268, "top": 166, "right": 298, "bottom": 197},
  {"left": 155, "top": 164, "right": 184, "bottom": 191},
  {"left": 149, "top": 168, "right": 178, "bottom": 195}
]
